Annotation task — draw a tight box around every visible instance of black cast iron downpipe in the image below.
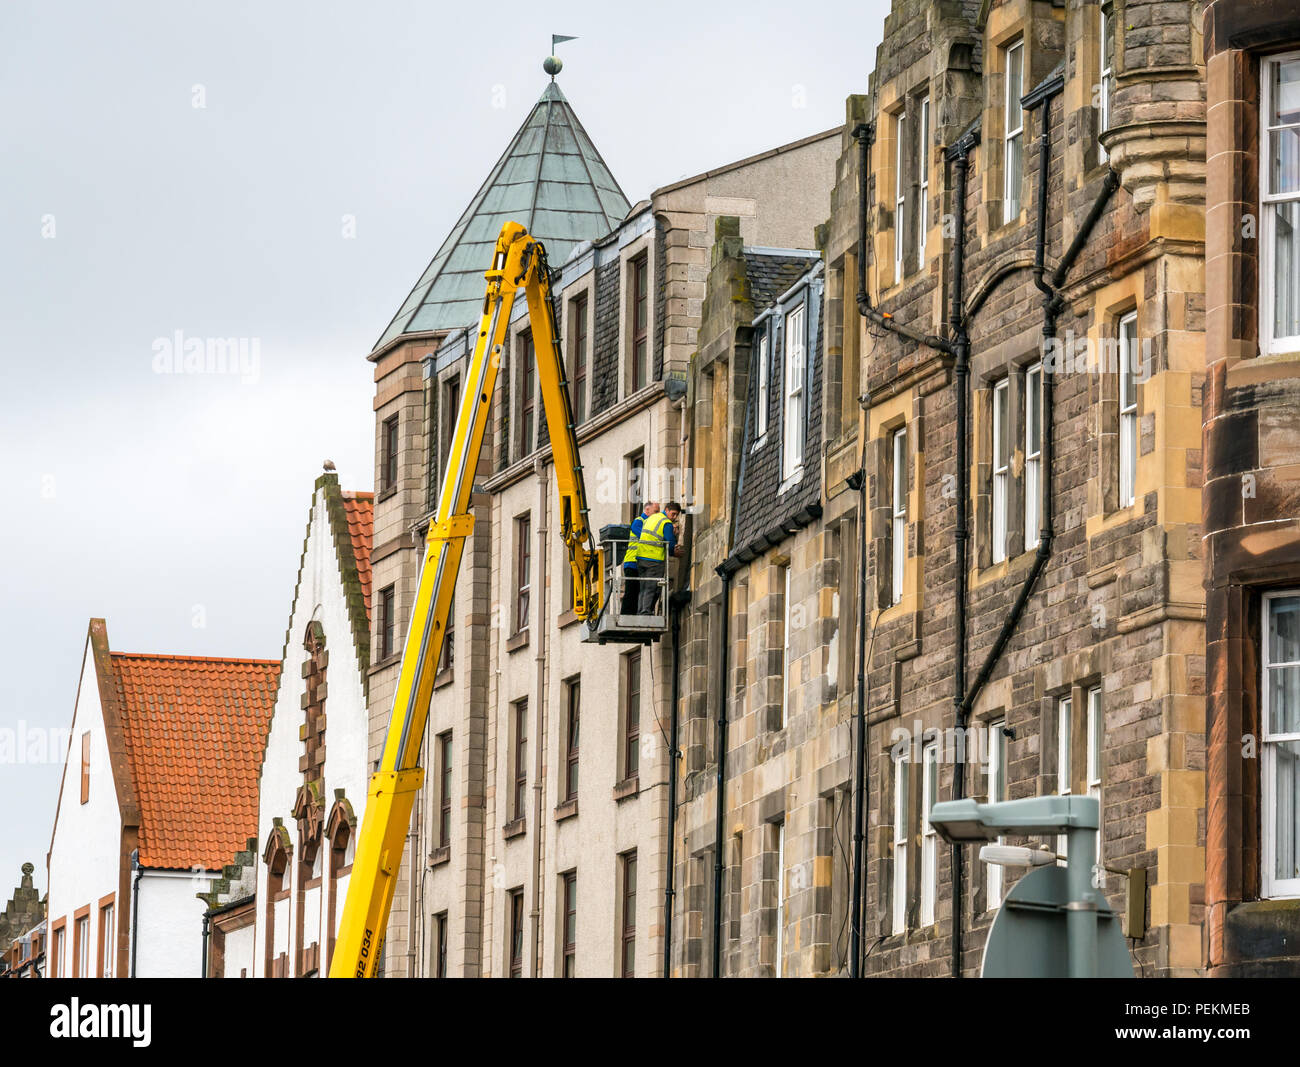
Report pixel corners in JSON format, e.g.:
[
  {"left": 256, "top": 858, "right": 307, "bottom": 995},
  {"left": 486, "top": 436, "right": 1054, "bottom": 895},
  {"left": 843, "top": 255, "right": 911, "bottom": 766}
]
[
  {"left": 711, "top": 567, "right": 731, "bottom": 978},
  {"left": 663, "top": 589, "right": 690, "bottom": 978},
  {"left": 960, "top": 154, "right": 1120, "bottom": 724},
  {"left": 850, "top": 117, "right": 962, "bottom": 979},
  {"left": 854, "top": 123, "right": 956, "bottom": 357},
  {"left": 944, "top": 128, "right": 976, "bottom": 979},
  {"left": 848, "top": 465, "right": 868, "bottom": 976},
  {"left": 130, "top": 848, "right": 142, "bottom": 978}
]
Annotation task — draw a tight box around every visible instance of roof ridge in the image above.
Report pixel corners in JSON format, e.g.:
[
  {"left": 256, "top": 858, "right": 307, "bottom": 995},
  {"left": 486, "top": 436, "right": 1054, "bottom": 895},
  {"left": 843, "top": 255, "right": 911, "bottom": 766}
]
[{"left": 109, "top": 651, "right": 280, "bottom": 666}]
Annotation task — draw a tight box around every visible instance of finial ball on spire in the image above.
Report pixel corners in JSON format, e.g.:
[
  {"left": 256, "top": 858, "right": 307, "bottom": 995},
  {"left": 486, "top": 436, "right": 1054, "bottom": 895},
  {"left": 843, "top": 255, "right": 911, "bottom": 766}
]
[{"left": 543, "top": 55, "right": 563, "bottom": 77}]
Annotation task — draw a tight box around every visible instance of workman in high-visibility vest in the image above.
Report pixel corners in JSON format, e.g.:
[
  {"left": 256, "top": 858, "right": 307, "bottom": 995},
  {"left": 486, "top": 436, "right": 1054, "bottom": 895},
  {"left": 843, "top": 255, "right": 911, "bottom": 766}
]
[
  {"left": 621, "top": 506, "right": 648, "bottom": 615},
  {"left": 635, "top": 501, "right": 682, "bottom": 615}
]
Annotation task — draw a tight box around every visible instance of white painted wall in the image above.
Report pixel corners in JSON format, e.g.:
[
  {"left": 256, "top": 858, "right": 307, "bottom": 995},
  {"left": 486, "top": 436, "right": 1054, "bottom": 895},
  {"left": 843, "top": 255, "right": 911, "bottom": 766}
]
[
  {"left": 47, "top": 637, "right": 124, "bottom": 978},
  {"left": 222, "top": 923, "right": 255, "bottom": 978},
  {"left": 254, "top": 484, "right": 371, "bottom": 976},
  {"left": 132, "top": 870, "right": 216, "bottom": 977}
]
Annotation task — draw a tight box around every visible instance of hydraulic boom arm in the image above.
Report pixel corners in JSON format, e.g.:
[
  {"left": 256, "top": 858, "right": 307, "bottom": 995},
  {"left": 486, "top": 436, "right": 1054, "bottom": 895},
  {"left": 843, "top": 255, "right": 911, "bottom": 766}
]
[{"left": 330, "top": 222, "right": 600, "bottom": 977}]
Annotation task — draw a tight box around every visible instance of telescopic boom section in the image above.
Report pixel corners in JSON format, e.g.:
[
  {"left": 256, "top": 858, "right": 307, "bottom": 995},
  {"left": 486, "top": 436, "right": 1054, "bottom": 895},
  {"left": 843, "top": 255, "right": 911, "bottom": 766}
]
[{"left": 330, "top": 222, "right": 601, "bottom": 977}]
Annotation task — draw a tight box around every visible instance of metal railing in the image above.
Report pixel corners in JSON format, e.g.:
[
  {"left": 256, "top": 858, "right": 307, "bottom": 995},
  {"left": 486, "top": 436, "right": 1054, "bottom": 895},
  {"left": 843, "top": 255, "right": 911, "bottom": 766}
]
[{"left": 600, "top": 535, "right": 669, "bottom": 624}]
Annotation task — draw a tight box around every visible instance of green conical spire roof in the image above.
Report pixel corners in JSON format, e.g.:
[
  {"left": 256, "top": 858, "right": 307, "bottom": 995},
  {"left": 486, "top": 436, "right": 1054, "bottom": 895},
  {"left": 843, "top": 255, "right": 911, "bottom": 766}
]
[{"left": 375, "top": 82, "right": 631, "bottom": 349}]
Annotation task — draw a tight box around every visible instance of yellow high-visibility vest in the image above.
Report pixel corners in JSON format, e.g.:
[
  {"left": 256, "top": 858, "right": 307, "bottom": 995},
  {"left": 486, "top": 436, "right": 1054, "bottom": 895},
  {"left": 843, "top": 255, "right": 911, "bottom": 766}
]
[{"left": 636, "top": 511, "right": 671, "bottom": 562}]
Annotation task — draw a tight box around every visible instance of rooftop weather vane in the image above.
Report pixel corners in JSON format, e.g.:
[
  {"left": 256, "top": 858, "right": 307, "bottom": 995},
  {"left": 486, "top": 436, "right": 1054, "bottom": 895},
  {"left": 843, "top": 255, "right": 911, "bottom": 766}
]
[{"left": 545, "top": 35, "right": 577, "bottom": 79}]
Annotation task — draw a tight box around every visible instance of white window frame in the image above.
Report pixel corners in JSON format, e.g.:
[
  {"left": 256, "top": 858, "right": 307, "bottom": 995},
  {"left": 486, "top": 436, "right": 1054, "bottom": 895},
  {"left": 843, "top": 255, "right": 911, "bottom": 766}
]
[
  {"left": 1087, "top": 686, "right": 1103, "bottom": 866},
  {"left": 892, "top": 751, "right": 909, "bottom": 933},
  {"left": 891, "top": 427, "right": 907, "bottom": 605},
  {"left": 756, "top": 330, "right": 769, "bottom": 440},
  {"left": 1263, "top": 591, "right": 1300, "bottom": 899},
  {"left": 76, "top": 915, "right": 89, "bottom": 978},
  {"left": 1057, "top": 694, "right": 1073, "bottom": 864},
  {"left": 101, "top": 903, "right": 115, "bottom": 978},
  {"left": 1024, "top": 362, "right": 1042, "bottom": 550},
  {"left": 921, "top": 740, "right": 939, "bottom": 927},
  {"left": 918, "top": 95, "right": 930, "bottom": 265},
  {"left": 782, "top": 305, "right": 806, "bottom": 484},
  {"left": 986, "top": 720, "right": 1008, "bottom": 910},
  {"left": 774, "top": 821, "right": 786, "bottom": 976},
  {"left": 1118, "top": 313, "right": 1139, "bottom": 509},
  {"left": 992, "top": 378, "right": 1009, "bottom": 564},
  {"left": 1099, "top": 7, "right": 1113, "bottom": 162},
  {"left": 1004, "top": 39, "right": 1025, "bottom": 224},
  {"left": 895, "top": 108, "right": 907, "bottom": 279},
  {"left": 780, "top": 565, "right": 792, "bottom": 729},
  {"left": 1261, "top": 52, "right": 1300, "bottom": 355}
]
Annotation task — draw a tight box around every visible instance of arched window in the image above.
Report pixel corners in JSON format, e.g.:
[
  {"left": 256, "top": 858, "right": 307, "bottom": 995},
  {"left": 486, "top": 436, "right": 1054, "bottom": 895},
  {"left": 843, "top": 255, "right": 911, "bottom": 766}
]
[
  {"left": 293, "top": 784, "right": 324, "bottom": 977},
  {"left": 325, "top": 796, "right": 356, "bottom": 974},
  {"left": 262, "top": 825, "right": 292, "bottom": 978}
]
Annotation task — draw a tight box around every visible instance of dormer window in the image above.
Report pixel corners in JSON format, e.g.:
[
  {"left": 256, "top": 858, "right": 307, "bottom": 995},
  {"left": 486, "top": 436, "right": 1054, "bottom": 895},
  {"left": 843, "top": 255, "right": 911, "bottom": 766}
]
[
  {"left": 782, "top": 304, "right": 806, "bottom": 484},
  {"left": 631, "top": 254, "right": 649, "bottom": 392}
]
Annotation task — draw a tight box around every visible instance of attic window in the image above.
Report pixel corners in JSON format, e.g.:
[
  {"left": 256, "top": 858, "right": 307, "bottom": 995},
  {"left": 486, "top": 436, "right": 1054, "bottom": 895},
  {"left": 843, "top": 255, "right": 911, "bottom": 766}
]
[
  {"left": 80, "top": 731, "right": 90, "bottom": 804},
  {"left": 781, "top": 304, "right": 806, "bottom": 485},
  {"left": 631, "top": 254, "right": 650, "bottom": 392},
  {"left": 756, "top": 330, "right": 769, "bottom": 440}
]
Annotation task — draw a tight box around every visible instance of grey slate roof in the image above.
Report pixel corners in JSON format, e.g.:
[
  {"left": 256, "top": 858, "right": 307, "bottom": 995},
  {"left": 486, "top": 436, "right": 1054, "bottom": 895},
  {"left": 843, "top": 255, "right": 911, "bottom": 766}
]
[
  {"left": 746, "top": 253, "right": 821, "bottom": 310},
  {"left": 374, "top": 82, "right": 631, "bottom": 350},
  {"left": 727, "top": 258, "right": 825, "bottom": 566}
]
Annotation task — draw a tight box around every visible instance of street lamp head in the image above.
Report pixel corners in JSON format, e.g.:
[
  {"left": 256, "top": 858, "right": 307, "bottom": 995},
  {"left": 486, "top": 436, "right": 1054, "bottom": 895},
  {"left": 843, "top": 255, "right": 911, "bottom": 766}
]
[{"left": 929, "top": 795, "right": 1099, "bottom": 845}]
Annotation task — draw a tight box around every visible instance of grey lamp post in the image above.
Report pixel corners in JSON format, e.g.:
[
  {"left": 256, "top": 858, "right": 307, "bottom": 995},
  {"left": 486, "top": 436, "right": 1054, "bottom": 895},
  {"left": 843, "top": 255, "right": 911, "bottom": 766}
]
[{"left": 929, "top": 794, "right": 1127, "bottom": 979}]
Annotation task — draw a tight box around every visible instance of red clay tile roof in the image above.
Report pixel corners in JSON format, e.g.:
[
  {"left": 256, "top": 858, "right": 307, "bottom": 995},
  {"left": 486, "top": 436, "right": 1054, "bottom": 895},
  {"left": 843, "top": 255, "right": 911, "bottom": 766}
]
[
  {"left": 340, "top": 491, "right": 373, "bottom": 621},
  {"left": 109, "top": 653, "right": 280, "bottom": 870}
]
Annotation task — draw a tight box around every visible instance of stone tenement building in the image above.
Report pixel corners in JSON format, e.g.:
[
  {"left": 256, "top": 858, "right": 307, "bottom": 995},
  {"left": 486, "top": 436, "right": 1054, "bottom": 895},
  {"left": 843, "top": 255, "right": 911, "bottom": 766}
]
[
  {"left": 1201, "top": 0, "right": 1300, "bottom": 977},
  {"left": 826, "top": 0, "right": 1207, "bottom": 978},
  {"left": 344, "top": 2, "right": 1300, "bottom": 979},
  {"left": 365, "top": 72, "right": 838, "bottom": 976},
  {"left": 670, "top": 0, "right": 1238, "bottom": 979}
]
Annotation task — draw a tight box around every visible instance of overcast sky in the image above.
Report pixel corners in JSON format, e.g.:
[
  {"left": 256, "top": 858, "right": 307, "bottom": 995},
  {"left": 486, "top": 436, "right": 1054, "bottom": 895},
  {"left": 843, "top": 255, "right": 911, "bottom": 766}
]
[{"left": 0, "top": 0, "right": 889, "bottom": 896}]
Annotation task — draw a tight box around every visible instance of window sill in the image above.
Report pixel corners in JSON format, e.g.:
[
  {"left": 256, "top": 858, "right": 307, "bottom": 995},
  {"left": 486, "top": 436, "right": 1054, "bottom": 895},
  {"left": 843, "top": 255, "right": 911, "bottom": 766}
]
[
  {"left": 434, "top": 667, "right": 453, "bottom": 690},
  {"left": 367, "top": 652, "right": 403, "bottom": 676},
  {"left": 989, "top": 211, "right": 1026, "bottom": 238},
  {"left": 554, "top": 798, "right": 578, "bottom": 822},
  {"left": 613, "top": 777, "right": 639, "bottom": 802},
  {"left": 777, "top": 469, "right": 804, "bottom": 495},
  {"left": 502, "top": 817, "right": 526, "bottom": 841},
  {"left": 506, "top": 629, "right": 529, "bottom": 654},
  {"left": 378, "top": 485, "right": 398, "bottom": 503},
  {"left": 558, "top": 608, "right": 579, "bottom": 630},
  {"left": 428, "top": 845, "right": 450, "bottom": 868}
]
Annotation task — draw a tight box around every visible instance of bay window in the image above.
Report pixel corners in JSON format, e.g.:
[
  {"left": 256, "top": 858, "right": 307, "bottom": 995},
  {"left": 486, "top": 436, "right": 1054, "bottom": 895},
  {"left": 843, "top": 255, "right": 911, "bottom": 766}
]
[
  {"left": 1263, "top": 53, "right": 1300, "bottom": 353},
  {"left": 1264, "top": 592, "right": 1300, "bottom": 898}
]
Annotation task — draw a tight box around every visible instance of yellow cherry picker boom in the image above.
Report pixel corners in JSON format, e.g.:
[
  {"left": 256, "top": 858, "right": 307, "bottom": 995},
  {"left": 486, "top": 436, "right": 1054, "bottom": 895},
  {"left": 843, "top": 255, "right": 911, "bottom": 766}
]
[{"left": 330, "top": 220, "right": 649, "bottom": 977}]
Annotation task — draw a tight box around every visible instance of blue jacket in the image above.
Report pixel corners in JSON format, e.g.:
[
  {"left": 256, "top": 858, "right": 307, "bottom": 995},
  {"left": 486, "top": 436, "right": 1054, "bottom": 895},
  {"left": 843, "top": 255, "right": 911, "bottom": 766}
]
[{"left": 624, "top": 513, "right": 646, "bottom": 571}]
